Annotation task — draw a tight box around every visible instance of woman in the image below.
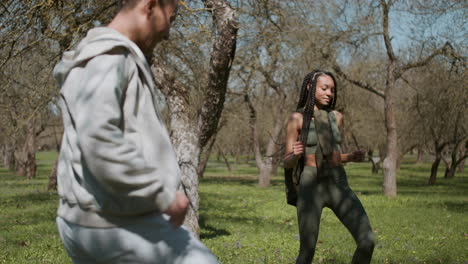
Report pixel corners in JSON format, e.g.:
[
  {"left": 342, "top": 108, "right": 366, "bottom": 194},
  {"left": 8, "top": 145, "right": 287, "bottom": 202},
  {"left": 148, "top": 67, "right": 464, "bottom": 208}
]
[{"left": 284, "top": 70, "right": 376, "bottom": 264}]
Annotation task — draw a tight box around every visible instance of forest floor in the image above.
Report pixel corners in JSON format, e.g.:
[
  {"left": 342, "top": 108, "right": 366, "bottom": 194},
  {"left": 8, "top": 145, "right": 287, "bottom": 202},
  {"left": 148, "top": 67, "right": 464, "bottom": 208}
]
[{"left": 0, "top": 151, "right": 466, "bottom": 263}]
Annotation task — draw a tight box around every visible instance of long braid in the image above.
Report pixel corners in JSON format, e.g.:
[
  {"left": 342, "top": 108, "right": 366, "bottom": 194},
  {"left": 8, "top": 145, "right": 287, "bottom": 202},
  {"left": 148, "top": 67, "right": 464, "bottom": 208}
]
[
  {"left": 296, "top": 73, "right": 312, "bottom": 110},
  {"left": 299, "top": 73, "right": 319, "bottom": 145}
]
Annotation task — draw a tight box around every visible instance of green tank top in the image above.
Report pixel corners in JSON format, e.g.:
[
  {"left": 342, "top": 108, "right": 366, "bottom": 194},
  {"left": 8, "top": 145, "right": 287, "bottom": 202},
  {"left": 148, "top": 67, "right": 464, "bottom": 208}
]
[{"left": 302, "top": 111, "right": 342, "bottom": 155}]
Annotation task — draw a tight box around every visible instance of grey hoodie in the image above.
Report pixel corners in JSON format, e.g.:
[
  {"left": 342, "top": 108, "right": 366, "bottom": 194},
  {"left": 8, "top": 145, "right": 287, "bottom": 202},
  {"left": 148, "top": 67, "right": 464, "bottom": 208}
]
[{"left": 54, "top": 27, "right": 180, "bottom": 227}]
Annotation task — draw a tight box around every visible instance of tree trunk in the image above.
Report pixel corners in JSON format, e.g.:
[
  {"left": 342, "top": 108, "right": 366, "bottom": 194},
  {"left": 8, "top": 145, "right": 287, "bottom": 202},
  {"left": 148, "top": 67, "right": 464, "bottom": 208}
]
[
  {"left": 458, "top": 158, "right": 465, "bottom": 173},
  {"left": 258, "top": 161, "right": 276, "bottom": 187},
  {"left": 48, "top": 160, "right": 58, "bottom": 190},
  {"left": 217, "top": 144, "right": 232, "bottom": 171},
  {"left": 244, "top": 146, "right": 250, "bottom": 164},
  {"left": 367, "top": 150, "right": 380, "bottom": 174},
  {"left": 177, "top": 139, "right": 201, "bottom": 235},
  {"left": 429, "top": 154, "right": 441, "bottom": 185},
  {"left": 152, "top": 0, "right": 237, "bottom": 235},
  {"left": 2, "top": 144, "right": 15, "bottom": 170},
  {"left": 429, "top": 142, "right": 446, "bottom": 185},
  {"left": 13, "top": 121, "right": 40, "bottom": 178},
  {"left": 197, "top": 0, "right": 238, "bottom": 149},
  {"left": 25, "top": 124, "right": 37, "bottom": 179},
  {"left": 153, "top": 62, "right": 202, "bottom": 234},
  {"left": 382, "top": 63, "right": 398, "bottom": 197},
  {"left": 197, "top": 135, "right": 217, "bottom": 178},
  {"left": 416, "top": 145, "right": 424, "bottom": 164},
  {"left": 235, "top": 150, "right": 241, "bottom": 164},
  {"left": 445, "top": 166, "right": 456, "bottom": 179},
  {"left": 245, "top": 91, "right": 285, "bottom": 187},
  {"left": 444, "top": 139, "right": 467, "bottom": 179}
]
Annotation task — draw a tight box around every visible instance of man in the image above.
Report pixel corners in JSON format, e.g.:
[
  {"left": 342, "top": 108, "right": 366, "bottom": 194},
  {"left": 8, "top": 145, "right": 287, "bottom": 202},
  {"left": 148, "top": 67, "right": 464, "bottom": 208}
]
[{"left": 53, "top": 0, "right": 219, "bottom": 263}]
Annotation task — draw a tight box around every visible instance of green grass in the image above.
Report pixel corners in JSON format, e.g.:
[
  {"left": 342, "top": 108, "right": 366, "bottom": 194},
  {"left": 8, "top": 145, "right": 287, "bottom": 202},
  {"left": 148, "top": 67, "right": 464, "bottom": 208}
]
[{"left": 0, "top": 152, "right": 467, "bottom": 263}]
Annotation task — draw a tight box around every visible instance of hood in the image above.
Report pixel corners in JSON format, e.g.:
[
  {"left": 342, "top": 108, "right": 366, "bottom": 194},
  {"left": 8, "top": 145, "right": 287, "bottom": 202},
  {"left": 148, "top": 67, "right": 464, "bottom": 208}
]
[{"left": 54, "top": 27, "right": 149, "bottom": 87}]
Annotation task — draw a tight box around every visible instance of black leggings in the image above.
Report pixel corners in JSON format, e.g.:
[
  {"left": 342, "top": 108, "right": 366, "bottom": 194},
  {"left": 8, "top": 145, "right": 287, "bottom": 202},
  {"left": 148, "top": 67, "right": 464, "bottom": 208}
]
[{"left": 296, "top": 166, "right": 375, "bottom": 264}]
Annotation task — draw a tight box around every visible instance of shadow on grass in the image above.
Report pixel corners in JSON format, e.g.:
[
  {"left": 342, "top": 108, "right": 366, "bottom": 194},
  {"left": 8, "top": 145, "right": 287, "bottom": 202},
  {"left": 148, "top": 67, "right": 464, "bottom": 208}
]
[
  {"left": 1, "top": 181, "right": 47, "bottom": 190},
  {"left": 199, "top": 215, "right": 231, "bottom": 239},
  {"left": 202, "top": 176, "right": 257, "bottom": 186},
  {"left": 0, "top": 191, "right": 57, "bottom": 229},
  {"left": 1, "top": 190, "right": 56, "bottom": 208},
  {"left": 441, "top": 201, "right": 467, "bottom": 213}
]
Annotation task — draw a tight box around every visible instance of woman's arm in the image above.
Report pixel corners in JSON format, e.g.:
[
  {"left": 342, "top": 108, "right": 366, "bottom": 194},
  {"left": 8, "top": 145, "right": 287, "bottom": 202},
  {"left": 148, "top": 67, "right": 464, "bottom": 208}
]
[
  {"left": 284, "top": 112, "right": 304, "bottom": 168},
  {"left": 334, "top": 111, "right": 366, "bottom": 163},
  {"left": 341, "top": 151, "right": 365, "bottom": 163}
]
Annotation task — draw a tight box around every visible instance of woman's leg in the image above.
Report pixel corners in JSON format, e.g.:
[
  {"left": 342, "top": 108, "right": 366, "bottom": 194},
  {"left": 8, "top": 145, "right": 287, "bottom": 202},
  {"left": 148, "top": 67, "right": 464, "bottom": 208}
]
[
  {"left": 327, "top": 167, "right": 376, "bottom": 264},
  {"left": 296, "top": 166, "right": 325, "bottom": 264}
]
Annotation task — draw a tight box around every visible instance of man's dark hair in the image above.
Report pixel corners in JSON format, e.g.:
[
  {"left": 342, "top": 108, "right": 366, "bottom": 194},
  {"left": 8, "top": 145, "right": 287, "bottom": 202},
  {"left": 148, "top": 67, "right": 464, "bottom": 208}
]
[
  {"left": 119, "top": 0, "right": 139, "bottom": 9},
  {"left": 119, "top": 0, "right": 170, "bottom": 9},
  {"left": 297, "top": 70, "right": 337, "bottom": 145}
]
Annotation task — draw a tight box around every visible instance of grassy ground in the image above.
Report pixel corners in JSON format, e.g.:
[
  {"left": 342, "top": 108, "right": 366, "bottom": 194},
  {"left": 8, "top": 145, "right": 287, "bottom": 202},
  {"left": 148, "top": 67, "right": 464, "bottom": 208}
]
[{"left": 0, "top": 151, "right": 466, "bottom": 263}]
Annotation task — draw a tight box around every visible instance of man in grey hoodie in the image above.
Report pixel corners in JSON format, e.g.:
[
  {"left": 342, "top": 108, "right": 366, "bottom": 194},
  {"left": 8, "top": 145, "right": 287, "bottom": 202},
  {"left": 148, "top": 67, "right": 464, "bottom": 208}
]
[{"left": 54, "top": 0, "right": 219, "bottom": 263}]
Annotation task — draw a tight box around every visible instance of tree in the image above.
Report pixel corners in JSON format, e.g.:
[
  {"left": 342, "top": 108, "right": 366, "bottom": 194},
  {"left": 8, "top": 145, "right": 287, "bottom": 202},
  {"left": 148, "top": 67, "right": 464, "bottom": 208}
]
[
  {"left": 310, "top": 0, "right": 464, "bottom": 196},
  {"left": 409, "top": 61, "right": 466, "bottom": 184},
  {"left": 0, "top": 0, "right": 120, "bottom": 177},
  {"left": 228, "top": 0, "right": 338, "bottom": 186},
  {"left": 152, "top": 0, "right": 238, "bottom": 234}
]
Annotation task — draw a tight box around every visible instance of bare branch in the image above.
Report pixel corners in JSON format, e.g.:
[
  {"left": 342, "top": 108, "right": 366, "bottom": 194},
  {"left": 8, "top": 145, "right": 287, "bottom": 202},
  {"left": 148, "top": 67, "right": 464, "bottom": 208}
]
[
  {"left": 380, "top": 0, "right": 397, "bottom": 62},
  {"left": 399, "top": 42, "right": 463, "bottom": 75},
  {"left": 331, "top": 62, "right": 385, "bottom": 98}
]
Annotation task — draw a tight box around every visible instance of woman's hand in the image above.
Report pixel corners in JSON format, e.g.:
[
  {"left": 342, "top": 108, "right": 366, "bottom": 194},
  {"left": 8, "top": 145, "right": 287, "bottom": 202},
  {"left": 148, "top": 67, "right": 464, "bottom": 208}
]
[
  {"left": 292, "top": 141, "right": 305, "bottom": 157},
  {"left": 284, "top": 141, "right": 304, "bottom": 168},
  {"left": 349, "top": 149, "right": 366, "bottom": 162}
]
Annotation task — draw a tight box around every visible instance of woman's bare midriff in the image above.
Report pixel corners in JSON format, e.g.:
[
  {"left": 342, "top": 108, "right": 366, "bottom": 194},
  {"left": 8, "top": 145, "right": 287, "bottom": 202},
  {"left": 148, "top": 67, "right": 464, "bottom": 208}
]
[{"left": 305, "top": 152, "right": 342, "bottom": 167}]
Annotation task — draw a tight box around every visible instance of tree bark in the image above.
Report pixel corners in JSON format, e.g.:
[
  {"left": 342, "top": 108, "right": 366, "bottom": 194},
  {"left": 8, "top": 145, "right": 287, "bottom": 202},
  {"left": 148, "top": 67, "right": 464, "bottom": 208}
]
[
  {"left": 429, "top": 142, "right": 446, "bottom": 185},
  {"left": 368, "top": 150, "right": 381, "bottom": 174},
  {"left": 152, "top": 63, "right": 202, "bottom": 234},
  {"left": 458, "top": 159, "right": 465, "bottom": 173},
  {"left": 2, "top": 144, "right": 15, "bottom": 170},
  {"left": 48, "top": 160, "right": 58, "bottom": 190},
  {"left": 151, "top": 0, "right": 238, "bottom": 235},
  {"left": 444, "top": 144, "right": 467, "bottom": 179},
  {"left": 216, "top": 144, "right": 232, "bottom": 171},
  {"left": 429, "top": 154, "right": 441, "bottom": 185},
  {"left": 25, "top": 122, "right": 37, "bottom": 179},
  {"left": 416, "top": 145, "right": 424, "bottom": 164},
  {"left": 245, "top": 92, "right": 284, "bottom": 187},
  {"left": 382, "top": 61, "right": 398, "bottom": 197},
  {"left": 197, "top": 135, "right": 217, "bottom": 178},
  {"left": 197, "top": 0, "right": 238, "bottom": 149}
]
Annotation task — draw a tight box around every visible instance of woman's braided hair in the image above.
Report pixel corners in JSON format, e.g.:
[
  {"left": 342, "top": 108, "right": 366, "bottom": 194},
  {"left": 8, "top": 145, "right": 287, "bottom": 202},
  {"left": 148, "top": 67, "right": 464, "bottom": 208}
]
[{"left": 297, "top": 70, "right": 338, "bottom": 146}]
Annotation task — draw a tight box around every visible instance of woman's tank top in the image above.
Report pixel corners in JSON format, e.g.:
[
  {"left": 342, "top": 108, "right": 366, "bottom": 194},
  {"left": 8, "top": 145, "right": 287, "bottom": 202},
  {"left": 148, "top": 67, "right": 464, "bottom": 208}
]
[{"left": 302, "top": 111, "right": 342, "bottom": 155}]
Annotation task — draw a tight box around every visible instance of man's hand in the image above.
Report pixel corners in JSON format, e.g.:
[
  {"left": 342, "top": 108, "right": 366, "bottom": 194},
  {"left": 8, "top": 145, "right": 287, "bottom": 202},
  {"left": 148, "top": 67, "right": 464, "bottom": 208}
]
[{"left": 164, "top": 191, "right": 189, "bottom": 228}]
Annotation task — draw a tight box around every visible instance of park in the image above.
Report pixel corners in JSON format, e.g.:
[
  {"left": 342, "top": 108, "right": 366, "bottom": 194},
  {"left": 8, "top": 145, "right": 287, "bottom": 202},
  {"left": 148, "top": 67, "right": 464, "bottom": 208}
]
[
  {"left": 0, "top": 0, "right": 466, "bottom": 263},
  {"left": 0, "top": 152, "right": 467, "bottom": 263}
]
